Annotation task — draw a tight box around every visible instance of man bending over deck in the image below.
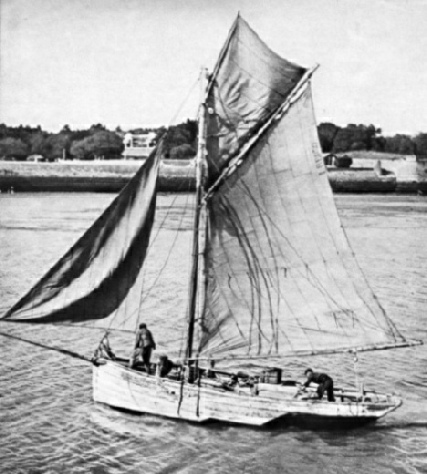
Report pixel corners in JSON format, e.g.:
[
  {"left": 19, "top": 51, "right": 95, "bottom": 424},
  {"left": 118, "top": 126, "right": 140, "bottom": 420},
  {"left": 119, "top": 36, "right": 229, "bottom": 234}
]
[{"left": 301, "top": 368, "right": 335, "bottom": 402}]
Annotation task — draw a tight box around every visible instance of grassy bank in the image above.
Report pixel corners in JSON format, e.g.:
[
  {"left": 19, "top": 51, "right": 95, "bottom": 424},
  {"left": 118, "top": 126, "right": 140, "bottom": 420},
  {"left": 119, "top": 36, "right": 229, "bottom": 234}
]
[
  {"left": 0, "top": 160, "right": 196, "bottom": 193},
  {"left": 327, "top": 168, "right": 396, "bottom": 193},
  {"left": 0, "top": 159, "right": 421, "bottom": 194}
]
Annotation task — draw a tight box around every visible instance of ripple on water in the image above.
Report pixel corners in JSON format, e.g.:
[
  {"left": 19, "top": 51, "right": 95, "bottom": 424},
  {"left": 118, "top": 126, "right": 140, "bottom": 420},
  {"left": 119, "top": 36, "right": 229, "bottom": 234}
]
[{"left": 1, "top": 193, "right": 427, "bottom": 474}]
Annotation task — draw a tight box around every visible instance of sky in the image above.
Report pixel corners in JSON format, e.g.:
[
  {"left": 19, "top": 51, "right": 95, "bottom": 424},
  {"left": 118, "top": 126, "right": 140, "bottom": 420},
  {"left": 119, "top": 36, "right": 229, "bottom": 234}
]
[{"left": 1, "top": 0, "right": 426, "bottom": 135}]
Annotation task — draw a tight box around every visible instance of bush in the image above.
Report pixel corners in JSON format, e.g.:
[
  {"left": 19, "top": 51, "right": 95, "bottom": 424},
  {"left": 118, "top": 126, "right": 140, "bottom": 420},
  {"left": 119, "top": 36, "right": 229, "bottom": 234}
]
[
  {"left": 414, "top": 134, "right": 427, "bottom": 155},
  {"left": 318, "top": 123, "right": 340, "bottom": 153},
  {"left": 168, "top": 143, "right": 196, "bottom": 160},
  {"left": 334, "top": 155, "right": 353, "bottom": 168},
  {"left": 384, "top": 134, "right": 415, "bottom": 155}
]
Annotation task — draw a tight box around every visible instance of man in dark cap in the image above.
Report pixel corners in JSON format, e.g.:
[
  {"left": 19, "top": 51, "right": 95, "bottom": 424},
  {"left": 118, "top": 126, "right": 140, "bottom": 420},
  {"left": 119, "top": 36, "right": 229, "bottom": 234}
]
[
  {"left": 300, "top": 368, "right": 335, "bottom": 402},
  {"left": 130, "top": 323, "right": 156, "bottom": 373}
]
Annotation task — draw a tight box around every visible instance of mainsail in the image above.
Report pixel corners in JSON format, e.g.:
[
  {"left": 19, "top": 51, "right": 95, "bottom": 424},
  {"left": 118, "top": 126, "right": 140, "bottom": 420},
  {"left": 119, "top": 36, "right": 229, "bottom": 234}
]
[
  {"left": 199, "top": 18, "right": 412, "bottom": 360},
  {"left": 2, "top": 146, "right": 161, "bottom": 332}
]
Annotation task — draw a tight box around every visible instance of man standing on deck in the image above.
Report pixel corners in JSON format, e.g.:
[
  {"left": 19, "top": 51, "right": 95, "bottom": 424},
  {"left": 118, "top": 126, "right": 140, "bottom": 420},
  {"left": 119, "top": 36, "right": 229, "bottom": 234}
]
[
  {"left": 300, "top": 368, "right": 335, "bottom": 402},
  {"left": 130, "top": 323, "right": 156, "bottom": 372}
]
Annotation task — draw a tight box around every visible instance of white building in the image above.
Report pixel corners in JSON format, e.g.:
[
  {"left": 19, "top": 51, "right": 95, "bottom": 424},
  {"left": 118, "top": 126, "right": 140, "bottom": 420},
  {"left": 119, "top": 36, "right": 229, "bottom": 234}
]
[{"left": 123, "top": 132, "right": 156, "bottom": 159}]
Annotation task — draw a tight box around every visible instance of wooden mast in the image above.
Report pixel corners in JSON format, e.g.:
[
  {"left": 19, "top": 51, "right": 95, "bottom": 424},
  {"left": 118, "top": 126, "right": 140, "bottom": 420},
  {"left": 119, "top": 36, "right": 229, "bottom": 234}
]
[{"left": 185, "top": 67, "right": 209, "bottom": 361}]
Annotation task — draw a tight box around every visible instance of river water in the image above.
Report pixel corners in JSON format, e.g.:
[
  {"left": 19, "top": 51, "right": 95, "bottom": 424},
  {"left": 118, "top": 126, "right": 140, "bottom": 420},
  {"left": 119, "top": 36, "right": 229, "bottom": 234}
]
[{"left": 1, "top": 192, "right": 427, "bottom": 474}]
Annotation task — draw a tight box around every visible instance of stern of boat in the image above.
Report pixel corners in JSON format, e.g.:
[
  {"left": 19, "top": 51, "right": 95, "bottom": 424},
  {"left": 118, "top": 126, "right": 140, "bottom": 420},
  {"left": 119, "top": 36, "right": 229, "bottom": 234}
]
[{"left": 92, "top": 359, "right": 211, "bottom": 422}]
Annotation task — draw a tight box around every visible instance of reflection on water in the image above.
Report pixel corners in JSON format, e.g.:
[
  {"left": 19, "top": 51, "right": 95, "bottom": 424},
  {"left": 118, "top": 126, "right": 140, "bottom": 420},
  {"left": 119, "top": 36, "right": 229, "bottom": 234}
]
[{"left": 0, "top": 193, "right": 427, "bottom": 474}]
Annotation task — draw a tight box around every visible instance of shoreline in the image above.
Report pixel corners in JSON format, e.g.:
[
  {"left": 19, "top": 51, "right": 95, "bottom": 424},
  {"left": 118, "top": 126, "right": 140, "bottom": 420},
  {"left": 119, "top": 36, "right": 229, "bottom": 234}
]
[{"left": 0, "top": 160, "right": 425, "bottom": 194}]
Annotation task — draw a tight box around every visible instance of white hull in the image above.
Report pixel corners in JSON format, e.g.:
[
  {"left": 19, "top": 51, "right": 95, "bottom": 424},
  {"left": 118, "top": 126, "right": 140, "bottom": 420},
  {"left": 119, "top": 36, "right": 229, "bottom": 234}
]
[{"left": 93, "top": 361, "right": 402, "bottom": 426}]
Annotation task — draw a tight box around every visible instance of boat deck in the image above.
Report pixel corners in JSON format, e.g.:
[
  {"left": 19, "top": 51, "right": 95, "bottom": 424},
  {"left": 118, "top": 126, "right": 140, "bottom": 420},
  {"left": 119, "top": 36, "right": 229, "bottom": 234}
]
[{"left": 93, "top": 359, "right": 402, "bottom": 425}]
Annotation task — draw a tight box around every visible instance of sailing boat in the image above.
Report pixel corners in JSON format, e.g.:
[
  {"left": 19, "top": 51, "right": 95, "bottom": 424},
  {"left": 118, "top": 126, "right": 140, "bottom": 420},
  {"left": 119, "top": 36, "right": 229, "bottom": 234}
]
[{"left": 2, "top": 16, "right": 422, "bottom": 425}]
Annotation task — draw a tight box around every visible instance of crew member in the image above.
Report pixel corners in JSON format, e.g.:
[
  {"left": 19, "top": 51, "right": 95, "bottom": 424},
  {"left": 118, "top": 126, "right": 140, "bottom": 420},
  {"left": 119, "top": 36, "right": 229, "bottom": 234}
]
[
  {"left": 93, "top": 332, "right": 115, "bottom": 362},
  {"left": 158, "top": 354, "right": 174, "bottom": 378},
  {"left": 130, "top": 323, "right": 156, "bottom": 372},
  {"left": 206, "top": 360, "right": 217, "bottom": 379},
  {"left": 301, "top": 368, "right": 335, "bottom": 402}
]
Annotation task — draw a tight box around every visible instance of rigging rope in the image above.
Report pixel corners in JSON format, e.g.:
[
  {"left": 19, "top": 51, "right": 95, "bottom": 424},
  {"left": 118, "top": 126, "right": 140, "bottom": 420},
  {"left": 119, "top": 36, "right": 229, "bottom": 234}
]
[
  {"left": 0, "top": 331, "right": 91, "bottom": 363},
  {"left": 99, "top": 74, "right": 201, "bottom": 346},
  {"left": 353, "top": 350, "right": 360, "bottom": 391}
]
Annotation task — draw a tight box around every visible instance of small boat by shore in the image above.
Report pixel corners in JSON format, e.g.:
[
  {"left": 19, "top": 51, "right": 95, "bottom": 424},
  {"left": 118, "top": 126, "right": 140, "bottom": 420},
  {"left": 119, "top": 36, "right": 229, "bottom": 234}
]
[{"left": 2, "top": 15, "right": 422, "bottom": 426}]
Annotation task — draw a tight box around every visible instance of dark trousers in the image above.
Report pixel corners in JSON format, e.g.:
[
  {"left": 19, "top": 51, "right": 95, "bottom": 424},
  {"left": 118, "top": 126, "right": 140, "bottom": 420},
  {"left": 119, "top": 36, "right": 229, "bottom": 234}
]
[
  {"left": 142, "top": 347, "right": 152, "bottom": 369},
  {"left": 317, "top": 379, "right": 335, "bottom": 402},
  {"left": 131, "top": 346, "right": 152, "bottom": 372}
]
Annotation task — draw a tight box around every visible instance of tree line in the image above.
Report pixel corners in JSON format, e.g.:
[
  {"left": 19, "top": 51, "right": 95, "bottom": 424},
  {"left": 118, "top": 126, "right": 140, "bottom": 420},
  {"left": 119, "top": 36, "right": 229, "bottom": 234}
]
[
  {"left": 0, "top": 120, "right": 198, "bottom": 161},
  {"left": 1, "top": 120, "right": 426, "bottom": 161},
  {"left": 318, "top": 123, "right": 427, "bottom": 155}
]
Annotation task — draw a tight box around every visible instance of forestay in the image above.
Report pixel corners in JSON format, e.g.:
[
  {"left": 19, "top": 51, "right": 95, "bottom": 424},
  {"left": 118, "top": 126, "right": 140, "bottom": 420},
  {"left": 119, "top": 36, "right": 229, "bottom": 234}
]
[
  {"left": 199, "top": 83, "right": 409, "bottom": 360},
  {"left": 2, "top": 146, "right": 161, "bottom": 332}
]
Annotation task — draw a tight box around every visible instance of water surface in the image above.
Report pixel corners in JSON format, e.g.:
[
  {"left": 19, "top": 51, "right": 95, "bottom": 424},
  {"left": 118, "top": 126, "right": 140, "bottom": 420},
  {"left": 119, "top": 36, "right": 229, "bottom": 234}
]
[{"left": 1, "top": 193, "right": 427, "bottom": 474}]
